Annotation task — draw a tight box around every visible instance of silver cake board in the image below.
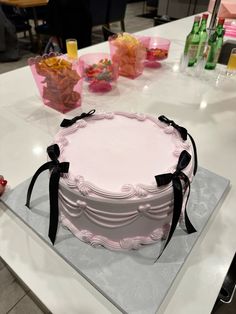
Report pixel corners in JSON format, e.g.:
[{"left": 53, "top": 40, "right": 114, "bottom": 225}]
[{"left": 2, "top": 167, "right": 230, "bottom": 314}]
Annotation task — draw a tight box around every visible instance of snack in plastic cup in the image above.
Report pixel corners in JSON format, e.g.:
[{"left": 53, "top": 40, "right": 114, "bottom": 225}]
[
  {"left": 138, "top": 36, "right": 171, "bottom": 68},
  {"left": 79, "top": 52, "right": 119, "bottom": 92},
  {"left": 109, "top": 33, "right": 146, "bottom": 79},
  {"left": 28, "top": 53, "right": 82, "bottom": 113}
]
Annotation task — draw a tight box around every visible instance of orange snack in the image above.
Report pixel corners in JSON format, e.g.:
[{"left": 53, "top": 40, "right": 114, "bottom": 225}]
[
  {"left": 35, "top": 57, "right": 81, "bottom": 110},
  {"left": 110, "top": 33, "right": 146, "bottom": 79},
  {"left": 146, "top": 48, "right": 168, "bottom": 61}
]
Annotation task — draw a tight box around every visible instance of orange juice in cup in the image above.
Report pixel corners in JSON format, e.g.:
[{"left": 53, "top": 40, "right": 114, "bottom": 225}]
[
  {"left": 227, "top": 48, "right": 236, "bottom": 75},
  {"left": 66, "top": 39, "right": 78, "bottom": 59}
]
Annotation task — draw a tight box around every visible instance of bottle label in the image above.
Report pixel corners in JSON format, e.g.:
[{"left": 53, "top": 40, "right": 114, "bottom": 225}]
[
  {"left": 214, "top": 48, "right": 221, "bottom": 63},
  {"left": 205, "top": 45, "right": 221, "bottom": 64},
  {"left": 198, "top": 41, "right": 207, "bottom": 58},
  {"left": 205, "top": 45, "right": 211, "bottom": 59},
  {"left": 188, "top": 44, "right": 198, "bottom": 59}
]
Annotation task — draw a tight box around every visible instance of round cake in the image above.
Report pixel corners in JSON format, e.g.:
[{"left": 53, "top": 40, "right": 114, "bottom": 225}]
[{"left": 53, "top": 111, "right": 195, "bottom": 250}]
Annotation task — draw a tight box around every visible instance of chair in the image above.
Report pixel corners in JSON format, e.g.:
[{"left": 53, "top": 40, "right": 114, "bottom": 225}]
[
  {"left": 46, "top": 0, "right": 92, "bottom": 52},
  {"left": 153, "top": 14, "right": 176, "bottom": 27},
  {"left": 143, "top": 0, "right": 159, "bottom": 15},
  {"left": 106, "top": 0, "right": 127, "bottom": 32},
  {"left": 0, "top": 6, "right": 20, "bottom": 61},
  {"left": 89, "top": 0, "right": 110, "bottom": 27},
  {"left": 146, "top": 0, "right": 159, "bottom": 8},
  {"left": 35, "top": 23, "right": 50, "bottom": 36},
  {"left": 26, "top": 6, "right": 48, "bottom": 23},
  {"left": 2, "top": 5, "right": 34, "bottom": 47},
  {"left": 89, "top": 0, "right": 126, "bottom": 33},
  {"left": 35, "top": 22, "right": 51, "bottom": 54},
  {"left": 102, "top": 25, "right": 116, "bottom": 41}
]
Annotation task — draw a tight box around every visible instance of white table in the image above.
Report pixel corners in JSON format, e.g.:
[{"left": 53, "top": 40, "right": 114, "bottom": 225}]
[{"left": 0, "top": 15, "right": 236, "bottom": 314}]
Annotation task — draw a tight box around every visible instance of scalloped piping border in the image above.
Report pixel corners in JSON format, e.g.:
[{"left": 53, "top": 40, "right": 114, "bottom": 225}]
[
  {"left": 56, "top": 111, "right": 193, "bottom": 200},
  {"left": 60, "top": 213, "right": 170, "bottom": 251}
]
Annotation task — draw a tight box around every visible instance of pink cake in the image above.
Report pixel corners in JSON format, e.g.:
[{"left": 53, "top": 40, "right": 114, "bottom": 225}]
[{"left": 52, "top": 111, "right": 196, "bottom": 250}]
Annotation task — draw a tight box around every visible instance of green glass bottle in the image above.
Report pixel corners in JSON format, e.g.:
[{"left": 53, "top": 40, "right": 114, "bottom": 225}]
[
  {"left": 184, "top": 16, "right": 201, "bottom": 67},
  {"left": 205, "top": 18, "right": 225, "bottom": 70},
  {"left": 196, "top": 13, "right": 209, "bottom": 60}
]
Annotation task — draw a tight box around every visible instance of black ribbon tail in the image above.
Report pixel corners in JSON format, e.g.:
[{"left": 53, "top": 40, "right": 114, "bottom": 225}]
[
  {"left": 155, "top": 177, "right": 183, "bottom": 261},
  {"left": 25, "top": 161, "right": 52, "bottom": 208},
  {"left": 183, "top": 183, "right": 196, "bottom": 233},
  {"left": 48, "top": 167, "right": 60, "bottom": 244},
  {"left": 25, "top": 144, "right": 69, "bottom": 245},
  {"left": 185, "top": 209, "right": 196, "bottom": 233},
  {"left": 154, "top": 150, "right": 196, "bottom": 262},
  {"left": 187, "top": 132, "right": 198, "bottom": 176}
]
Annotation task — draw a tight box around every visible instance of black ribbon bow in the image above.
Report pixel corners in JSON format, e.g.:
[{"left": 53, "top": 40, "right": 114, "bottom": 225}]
[
  {"left": 25, "top": 144, "right": 69, "bottom": 244},
  {"left": 159, "top": 115, "right": 188, "bottom": 140},
  {"left": 155, "top": 150, "right": 196, "bottom": 260},
  {"left": 60, "top": 109, "right": 96, "bottom": 127},
  {"left": 158, "top": 115, "right": 198, "bottom": 175}
]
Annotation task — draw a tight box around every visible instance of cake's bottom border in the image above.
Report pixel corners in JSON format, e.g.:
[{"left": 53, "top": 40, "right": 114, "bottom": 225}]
[{"left": 60, "top": 213, "right": 170, "bottom": 251}]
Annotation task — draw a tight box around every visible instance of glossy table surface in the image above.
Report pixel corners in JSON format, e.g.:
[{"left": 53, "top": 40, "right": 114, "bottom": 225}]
[{"left": 0, "top": 15, "right": 236, "bottom": 314}]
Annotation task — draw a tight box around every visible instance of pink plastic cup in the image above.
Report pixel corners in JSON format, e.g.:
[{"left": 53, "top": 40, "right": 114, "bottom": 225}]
[
  {"left": 139, "top": 36, "right": 171, "bottom": 68},
  {"left": 28, "top": 53, "right": 82, "bottom": 113},
  {"left": 224, "top": 21, "right": 236, "bottom": 38},
  {"left": 79, "top": 52, "right": 119, "bottom": 93},
  {"left": 109, "top": 34, "right": 146, "bottom": 79}
]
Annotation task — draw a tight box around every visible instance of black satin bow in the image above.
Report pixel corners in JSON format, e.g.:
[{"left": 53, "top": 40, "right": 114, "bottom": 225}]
[
  {"left": 159, "top": 115, "right": 187, "bottom": 140},
  {"left": 155, "top": 150, "right": 196, "bottom": 260},
  {"left": 158, "top": 115, "right": 198, "bottom": 175},
  {"left": 25, "top": 144, "right": 69, "bottom": 244},
  {"left": 60, "top": 109, "right": 96, "bottom": 127}
]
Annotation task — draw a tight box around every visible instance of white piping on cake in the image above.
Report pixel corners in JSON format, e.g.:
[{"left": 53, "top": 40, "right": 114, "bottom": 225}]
[{"left": 55, "top": 111, "right": 194, "bottom": 200}]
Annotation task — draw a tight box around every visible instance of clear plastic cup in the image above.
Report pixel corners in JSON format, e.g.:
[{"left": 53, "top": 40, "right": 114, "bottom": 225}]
[
  {"left": 28, "top": 53, "right": 82, "bottom": 113},
  {"left": 79, "top": 52, "right": 119, "bottom": 92},
  {"left": 138, "top": 36, "right": 171, "bottom": 68},
  {"left": 66, "top": 38, "right": 78, "bottom": 60},
  {"left": 226, "top": 48, "right": 236, "bottom": 76},
  {"left": 109, "top": 33, "right": 146, "bottom": 79}
]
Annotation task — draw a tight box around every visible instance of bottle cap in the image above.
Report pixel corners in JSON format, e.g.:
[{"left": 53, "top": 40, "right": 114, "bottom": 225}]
[
  {"left": 202, "top": 13, "right": 209, "bottom": 20},
  {"left": 194, "top": 15, "right": 201, "bottom": 22},
  {"left": 218, "top": 17, "right": 225, "bottom": 25}
]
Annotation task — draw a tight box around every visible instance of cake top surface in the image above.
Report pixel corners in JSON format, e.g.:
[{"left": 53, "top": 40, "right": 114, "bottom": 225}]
[{"left": 55, "top": 112, "right": 193, "bottom": 199}]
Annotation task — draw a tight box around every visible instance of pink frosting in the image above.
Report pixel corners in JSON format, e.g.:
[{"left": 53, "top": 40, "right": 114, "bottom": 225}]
[
  {"left": 55, "top": 112, "right": 193, "bottom": 200},
  {"left": 55, "top": 112, "right": 194, "bottom": 250}
]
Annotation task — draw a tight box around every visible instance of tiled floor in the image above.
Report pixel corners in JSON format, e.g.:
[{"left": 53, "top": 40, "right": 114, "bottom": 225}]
[{"left": 0, "top": 257, "right": 50, "bottom": 314}]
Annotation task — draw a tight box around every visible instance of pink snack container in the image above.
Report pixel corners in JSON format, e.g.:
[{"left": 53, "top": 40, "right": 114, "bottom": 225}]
[
  {"left": 28, "top": 53, "right": 83, "bottom": 113},
  {"left": 138, "top": 36, "right": 171, "bottom": 68},
  {"left": 79, "top": 52, "right": 119, "bottom": 93},
  {"left": 109, "top": 33, "right": 146, "bottom": 79},
  {"left": 224, "top": 21, "right": 236, "bottom": 38}
]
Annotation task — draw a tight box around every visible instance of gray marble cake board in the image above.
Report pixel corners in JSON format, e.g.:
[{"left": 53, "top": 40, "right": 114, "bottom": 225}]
[{"left": 2, "top": 167, "right": 230, "bottom": 314}]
